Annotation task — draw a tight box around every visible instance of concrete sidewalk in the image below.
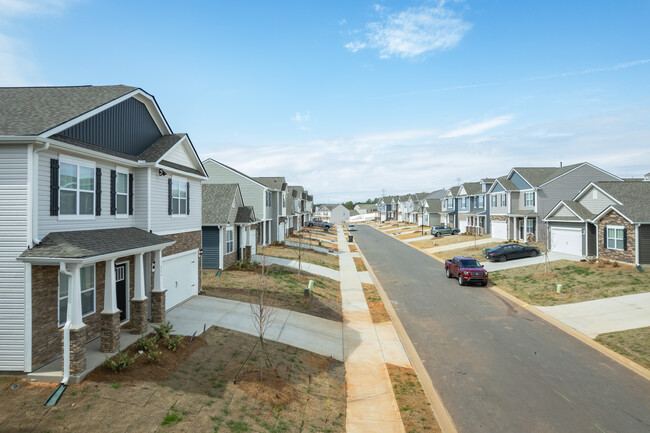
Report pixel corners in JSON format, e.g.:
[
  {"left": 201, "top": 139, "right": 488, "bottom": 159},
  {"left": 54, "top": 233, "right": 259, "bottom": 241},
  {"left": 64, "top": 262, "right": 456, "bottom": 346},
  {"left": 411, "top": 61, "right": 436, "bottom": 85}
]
[
  {"left": 338, "top": 226, "right": 408, "bottom": 433},
  {"left": 535, "top": 292, "right": 650, "bottom": 338},
  {"left": 252, "top": 254, "right": 340, "bottom": 281},
  {"left": 482, "top": 251, "right": 581, "bottom": 271},
  {"left": 167, "top": 296, "right": 345, "bottom": 360},
  {"left": 404, "top": 234, "right": 434, "bottom": 243}
]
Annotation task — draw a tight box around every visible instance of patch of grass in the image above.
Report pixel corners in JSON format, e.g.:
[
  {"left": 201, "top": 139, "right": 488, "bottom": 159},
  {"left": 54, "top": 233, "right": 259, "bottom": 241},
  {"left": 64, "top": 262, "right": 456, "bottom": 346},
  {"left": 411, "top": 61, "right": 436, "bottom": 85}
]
[
  {"left": 596, "top": 327, "right": 650, "bottom": 369},
  {"left": 387, "top": 364, "right": 442, "bottom": 433},
  {"left": 161, "top": 406, "right": 183, "bottom": 426},
  {"left": 353, "top": 257, "right": 367, "bottom": 272}
]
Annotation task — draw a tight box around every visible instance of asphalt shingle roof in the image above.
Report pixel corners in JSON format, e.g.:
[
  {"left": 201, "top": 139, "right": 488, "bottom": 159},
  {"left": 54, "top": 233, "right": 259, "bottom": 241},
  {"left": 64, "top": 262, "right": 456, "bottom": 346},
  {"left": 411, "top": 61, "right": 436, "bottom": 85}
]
[
  {"left": 202, "top": 184, "right": 238, "bottom": 225},
  {"left": 0, "top": 85, "right": 137, "bottom": 136},
  {"left": 458, "top": 182, "right": 482, "bottom": 196},
  {"left": 424, "top": 199, "right": 442, "bottom": 212},
  {"left": 513, "top": 163, "right": 582, "bottom": 187},
  {"left": 235, "top": 206, "right": 256, "bottom": 223},
  {"left": 595, "top": 181, "right": 650, "bottom": 222},
  {"left": 494, "top": 176, "right": 518, "bottom": 191},
  {"left": 138, "top": 134, "right": 185, "bottom": 162},
  {"left": 252, "top": 177, "right": 287, "bottom": 191},
  {"left": 19, "top": 227, "right": 172, "bottom": 260}
]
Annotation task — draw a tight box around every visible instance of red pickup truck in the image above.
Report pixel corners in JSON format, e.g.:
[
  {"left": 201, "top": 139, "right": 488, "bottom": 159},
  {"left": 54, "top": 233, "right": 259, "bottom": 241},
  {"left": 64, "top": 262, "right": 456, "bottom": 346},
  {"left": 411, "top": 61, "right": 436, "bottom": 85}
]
[{"left": 445, "top": 256, "right": 488, "bottom": 286}]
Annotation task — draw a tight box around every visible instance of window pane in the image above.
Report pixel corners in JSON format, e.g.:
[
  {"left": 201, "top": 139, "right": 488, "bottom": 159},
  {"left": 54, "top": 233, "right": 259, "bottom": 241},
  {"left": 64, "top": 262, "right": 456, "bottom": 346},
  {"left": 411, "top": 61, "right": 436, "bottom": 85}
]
[
  {"left": 116, "top": 172, "right": 128, "bottom": 194},
  {"left": 81, "top": 290, "right": 95, "bottom": 316},
  {"left": 607, "top": 228, "right": 615, "bottom": 239},
  {"left": 616, "top": 239, "right": 624, "bottom": 250},
  {"left": 179, "top": 198, "right": 187, "bottom": 214},
  {"left": 60, "top": 190, "right": 77, "bottom": 215},
  {"left": 60, "top": 163, "right": 77, "bottom": 189},
  {"left": 172, "top": 181, "right": 179, "bottom": 198},
  {"left": 79, "top": 166, "right": 94, "bottom": 191},
  {"left": 59, "top": 298, "right": 67, "bottom": 326},
  {"left": 117, "top": 194, "right": 127, "bottom": 214},
  {"left": 615, "top": 229, "right": 624, "bottom": 241},
  {"left": 59, "top": 272, "right": 69, "bottom": 298},
  {"left": 172, "top": 198, "right": 179, "bottom": 214},
  {"left": 179, "top": 183, "right": 187, "bottom": 199},
  {"left": 80, "top": 266, "right": 94, "bottom": 290},
  {"left": 79, "top": 191, "right": 94, "bottom": 215}
]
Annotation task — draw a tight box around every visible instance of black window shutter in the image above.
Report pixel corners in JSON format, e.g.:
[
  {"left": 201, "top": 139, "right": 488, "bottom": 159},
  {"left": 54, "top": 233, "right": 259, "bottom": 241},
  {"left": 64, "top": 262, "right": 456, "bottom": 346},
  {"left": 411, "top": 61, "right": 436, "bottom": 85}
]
[
  {"left": 50, "top": 159, "right": 59, "bottom": 216},
  {"left": 603, "top": 227, "right": 608, "bottom": 249},
  {"left": 128, "top": 173, "right": 134, "bottom": 215},
  {"left": 168, "top": 178, "right": 173, "bottom": 215},
  {"left": 95, "top": 168, "right": 102, "bottom": 216},
  {"left": 623, "top": 228, "right": 627, "bottom": 251},
  {"left": 110, "top": 170, "right": 116, "bottom": 215},
  {"left": 186, "top": 181, "right": 190, "bottom": 215}
]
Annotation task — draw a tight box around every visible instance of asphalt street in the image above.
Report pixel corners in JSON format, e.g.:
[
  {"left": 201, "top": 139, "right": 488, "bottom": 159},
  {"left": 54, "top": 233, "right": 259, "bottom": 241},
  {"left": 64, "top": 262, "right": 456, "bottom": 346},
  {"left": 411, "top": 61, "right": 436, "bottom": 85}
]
[{"left": 355, "top": 225, "right": 650, "bottom": 433}]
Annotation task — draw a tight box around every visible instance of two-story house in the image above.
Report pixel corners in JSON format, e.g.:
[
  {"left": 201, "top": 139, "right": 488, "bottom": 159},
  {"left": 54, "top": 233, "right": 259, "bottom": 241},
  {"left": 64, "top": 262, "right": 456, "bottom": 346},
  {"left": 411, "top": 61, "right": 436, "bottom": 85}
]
[
  {"left": 377, "top": 196, "right": 398, "bottom": 222},
  {"left": 487, "top": 163, "right": 621, "bottom": 243},
  {"left": 456, "top": 181, "right": 492, "bottom": 235},
  {"left": 202, "top": 159, "right": 277, "bottom": 246},
  {"left": 253, "top": 177, "right": 287, "bottom": 243},
  {"left": 440, "top": 186, "right": 460, "bottom": 228},
  {"left": 1, "top": 85, "right": 208, "bottom": 377},
  {"left": 286, "top": 185, "right": 304, "bottom": 234},
  {"left": 543, "top": 178, "right": 650, "bottom": 265},
  {"left": 315, "top": 204, "right": 350, "bottom": 224}
]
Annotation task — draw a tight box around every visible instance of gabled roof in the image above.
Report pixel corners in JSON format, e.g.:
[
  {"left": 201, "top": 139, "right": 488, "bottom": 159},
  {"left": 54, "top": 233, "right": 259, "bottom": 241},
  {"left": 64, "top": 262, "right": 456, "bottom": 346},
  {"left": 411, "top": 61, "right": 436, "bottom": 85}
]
[
  {"left": 424, "top": 199, "right": 442, "bottom": 213},
  {"left": 446, "top": 186, "right": 460, "bottom": 197},
  {"left": 457, "top": 182, "right": 482, "bottom": 196},
  {"left": 235, "top": 206, "right": 257, "bottom": 224},
  {"left": 253, "top": 177, "right": 287, "bottom": 191},
  {"left": 202, "top": 183, "right": 241, "bottom": 225},
  {"left": 426, "top": 189, "right": 447, "bottom": 200},
  {"left": 488, "top": 176, "right": 518, "bottom": 193},
  {"left": 0, "top": 85, "right": 138, "bottom": 136},
  {"left": 511, "top": 164, "right": 581, "bottom": 188},
  {"left": 592, "top": 181, "right": 650, "bottom": 223},
  {"left": 544, "top": 200, "right": 595, "bottom": 222}
]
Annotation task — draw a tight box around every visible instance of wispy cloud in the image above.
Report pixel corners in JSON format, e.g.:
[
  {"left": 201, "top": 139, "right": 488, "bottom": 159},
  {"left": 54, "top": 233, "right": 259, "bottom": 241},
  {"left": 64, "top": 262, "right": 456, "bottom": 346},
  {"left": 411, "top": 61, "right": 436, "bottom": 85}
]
[
  {"left": 440, "top": 115, "right": 514, "bottom": 138},
  {"left": 346, "top": 2, "right": 472, "bottom": 58},
  {"left": 0, "top": 0, "right": 72, "bottom": 19},
  {"left": 291, "top": 111, "right": 311, "bottom": 130}
]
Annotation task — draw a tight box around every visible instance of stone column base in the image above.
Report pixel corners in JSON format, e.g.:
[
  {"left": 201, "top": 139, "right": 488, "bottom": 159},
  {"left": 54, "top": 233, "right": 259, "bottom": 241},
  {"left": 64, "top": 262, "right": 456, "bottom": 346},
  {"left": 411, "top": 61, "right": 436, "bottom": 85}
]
[
  {"left": 67, "top": 326, "right": 87, "bottom": 375},
  {"left": 130, "top": 299, "right": 148, "bottom": 335},
  {"left": 100, "top": 312, "right": 121, "bottom": 353},
  {"left": 150, "top": 291, "right": 166, "bottom": 324}
]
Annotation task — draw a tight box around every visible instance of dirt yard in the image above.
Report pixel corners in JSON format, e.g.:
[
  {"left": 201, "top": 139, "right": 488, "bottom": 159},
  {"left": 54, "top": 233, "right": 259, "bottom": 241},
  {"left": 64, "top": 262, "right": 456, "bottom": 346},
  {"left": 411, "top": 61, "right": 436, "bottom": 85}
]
[
  {"left": 0, "top": 327, "right": 346, "bottom": 433},
  {"left": 202, "top": 265, "right": 342, "bottom": 322},
  {"left": 261, "top": 245, "right": 340, "bottom": 270},
  {"left": 432, "top": 241, "right": 504, "bottom": 261},
  {"left": 595, "top": 326, "right": 650, "bottom": 369},
  {"left": 490, "top": 259, "right": 650, "bottom": 306},
  {"left": 411, "top": 233, "right": 491, "bottom": 249},
  {"left": 395, "top": 230, "right": 428, "bottom": 240}
]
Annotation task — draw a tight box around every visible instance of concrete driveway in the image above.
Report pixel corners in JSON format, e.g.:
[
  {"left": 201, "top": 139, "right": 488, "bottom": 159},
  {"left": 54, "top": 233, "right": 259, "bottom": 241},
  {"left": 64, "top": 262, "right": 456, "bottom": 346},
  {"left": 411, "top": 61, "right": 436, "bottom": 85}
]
[{"left": 482, "top": 251, "right": 581, "bottom": 272}]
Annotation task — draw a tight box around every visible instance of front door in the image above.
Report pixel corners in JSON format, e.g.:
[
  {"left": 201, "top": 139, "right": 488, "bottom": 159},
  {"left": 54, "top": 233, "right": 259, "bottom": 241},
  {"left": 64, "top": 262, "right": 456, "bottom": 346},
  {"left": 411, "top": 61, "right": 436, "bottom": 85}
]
[{"left": 115, "top": 263, "right": 127, "bottom": 322}]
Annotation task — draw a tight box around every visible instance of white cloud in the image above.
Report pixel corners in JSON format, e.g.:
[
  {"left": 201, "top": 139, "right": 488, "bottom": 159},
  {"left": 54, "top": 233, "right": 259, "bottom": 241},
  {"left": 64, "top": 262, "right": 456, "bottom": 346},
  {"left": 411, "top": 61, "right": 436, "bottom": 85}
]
[
  {"left": 291, "top": 111, "right": 311, "bottom": 131},
  {"left": 439, "top": 115, "right": 514, "bottom": 138},
  {"left": 0, "top": 0, "right": 71, "bottom": 18},
  {"left": 338, "top": 18, "right": 347, "bottom": 26},
  {"left": 347, "top": 3, "right": 472, "bottom": 59}
]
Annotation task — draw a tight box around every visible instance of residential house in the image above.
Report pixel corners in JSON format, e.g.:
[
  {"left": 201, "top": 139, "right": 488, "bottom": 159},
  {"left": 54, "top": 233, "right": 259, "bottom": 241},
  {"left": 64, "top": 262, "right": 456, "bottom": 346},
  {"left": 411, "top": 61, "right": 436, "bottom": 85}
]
[
  {"left": 377, "top": 196, "right": 398, "bottom": 222},
  {"left": 202, "top": 184, "right": 257, "bottom": 270},
  {"left": 202, "top": 159, "right": 277, "bottom": 245},
  {"left": 315, "top": 204, "right": 350, "bottom": 223},
  {"left": 440, "top": 186, "right": 460, "bottom": 228},
  {"left": 487, "top": 163, "right": 621, "bottom": 243},
  {"left": 354, "top": 203, "right": 378, "bottom": 215},
  {"left": 456, "top": 182, "right": 491, "bottom": 234},
  {"left": 253, "top": 177, "right": 287, "bottom": 243},
  {"left": 543, "top": 178, "right": 650, "bottom": 265},
  {"left": 1, "top": 85, "right": 208, "bottom": 375},
  {"left": 421, "top": 189, "right": 446, "bottom": 227},
  {"left": 286, "top": 185, "right": 305, "bottom": 235}
]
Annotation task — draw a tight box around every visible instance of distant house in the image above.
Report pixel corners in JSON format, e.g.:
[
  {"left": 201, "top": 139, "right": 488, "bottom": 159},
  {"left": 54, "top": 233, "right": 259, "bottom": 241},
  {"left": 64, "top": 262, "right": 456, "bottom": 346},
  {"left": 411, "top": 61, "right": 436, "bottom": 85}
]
[
  {"left": 2, "top": 85, "right": 208, "bottom": 374},
  {"left": 354, "top": 203, "right": 378, "bottom": 215},
  {"left": 440, "top": 186, "right": 460, "bottom": 228},
  {"left": 253, "top": 177, "right": 287, "bottom": 243},
  {"left": 543, "top": 178, "right": 650, "bottom": 264},
  {"left": 456, "top": 181, "right": 492, "bottom": 235},
  {"left": 202, "top": 184, "right": 257, "bottom": 270},
  {"left": 377, "top": 196, "right": 398, "bottom": 221},
  {"left": 315, "top": 204, "right": 350, "bottom": 223}
]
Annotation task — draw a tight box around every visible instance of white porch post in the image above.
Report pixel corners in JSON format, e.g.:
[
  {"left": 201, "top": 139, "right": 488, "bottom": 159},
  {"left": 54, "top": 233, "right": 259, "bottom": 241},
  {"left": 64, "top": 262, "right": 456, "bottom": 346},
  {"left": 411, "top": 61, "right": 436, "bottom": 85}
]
[
  {"left": 133, "top": 253, "right": 147, "bottom": 301},
  {"left": 153, "top": 249, "right": 164, "bottom": 293},
  {"left": 102, "top": 259, "right": 119, "bottom": 314},
  {"left": 524, "top": 217, "right": 528, "bottom": 241},
  {"left": 68, "top": 264, "right": 84, "bottom": 330}
]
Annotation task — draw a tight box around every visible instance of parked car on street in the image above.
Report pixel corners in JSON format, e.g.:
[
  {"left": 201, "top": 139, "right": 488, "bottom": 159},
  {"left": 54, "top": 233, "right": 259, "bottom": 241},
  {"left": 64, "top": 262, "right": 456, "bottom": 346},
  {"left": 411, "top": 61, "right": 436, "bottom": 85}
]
[
  {"left": 430, "top": 225, "right": 460, "bottom": 237},
  {"left": 445, "top": 256, "right": 488, "bottom": 286},
  {"left": 485, "top": 244, "right": 541, "bottom": 262},
  {"left": 348, "top": 224, "right": 357, "bottom": 231}
]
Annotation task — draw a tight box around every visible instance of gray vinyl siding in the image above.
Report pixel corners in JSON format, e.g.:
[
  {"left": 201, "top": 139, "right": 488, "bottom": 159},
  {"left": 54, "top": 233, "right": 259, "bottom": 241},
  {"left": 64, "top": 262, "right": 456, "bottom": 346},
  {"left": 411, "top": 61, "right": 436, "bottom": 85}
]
[
  {"left": 133, "top": 167, "right": 149, "bottom": 230},
  {"left": 149, "top": 171, "right": 202, "bottom": 234},
  {"left": 0, "top": 144, "right": 28, "bottom": 370},
  {"left": 518, "top": 191, "right": 535, "bottom": 210},
  {"left": 203, "top": 161, "right": 265, "bottom": 220},
  {"left": 37, "top": 149, "right": 134, "bottom": 239},
  {"left": 578, "top": 186, "right": 617, "bottom": 214},
  {"left": 510, "top": 191, "right": 522, "bottom": 213},
  {"left": 489, "top": 184, "right": 507, "bottom": 215},
  {"left": 554, "top": 206, "right": 579, "bottom": 218},
  {"left": 536, "top": 165, "right": 619, "bottom": 242}
]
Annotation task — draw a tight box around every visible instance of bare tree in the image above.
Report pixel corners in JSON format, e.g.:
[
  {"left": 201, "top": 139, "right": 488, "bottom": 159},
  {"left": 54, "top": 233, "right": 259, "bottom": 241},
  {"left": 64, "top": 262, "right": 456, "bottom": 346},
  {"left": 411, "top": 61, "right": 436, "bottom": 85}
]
[
  {"left": 291, "top": 230, "right": 308, "bottom": 275},
  {"left": 248, "top": 252, "right": 278, "bottom": 381}
]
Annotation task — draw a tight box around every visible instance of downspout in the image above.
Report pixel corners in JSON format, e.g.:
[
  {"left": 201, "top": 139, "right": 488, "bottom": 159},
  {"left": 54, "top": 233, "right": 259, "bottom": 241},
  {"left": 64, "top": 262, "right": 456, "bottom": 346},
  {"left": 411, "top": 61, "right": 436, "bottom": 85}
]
[
  {"left": 32, "top": 141, "right": 50, "bottom": 245},
  {"left": 59, "top": 263, "right": 72, "bottom": 385}
]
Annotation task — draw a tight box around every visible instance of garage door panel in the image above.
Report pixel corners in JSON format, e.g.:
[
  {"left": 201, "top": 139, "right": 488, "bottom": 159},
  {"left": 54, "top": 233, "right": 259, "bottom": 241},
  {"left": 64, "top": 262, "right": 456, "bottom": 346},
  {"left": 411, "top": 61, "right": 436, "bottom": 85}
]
[
  {"left": 492, "top": 221, "right": 507, "bottom": 240},
  {"left": 163, "top": 250, "right": 198, "bottom": 309},
  {"left": 550, "top": 228, "right": 582, "bottom": 256}
]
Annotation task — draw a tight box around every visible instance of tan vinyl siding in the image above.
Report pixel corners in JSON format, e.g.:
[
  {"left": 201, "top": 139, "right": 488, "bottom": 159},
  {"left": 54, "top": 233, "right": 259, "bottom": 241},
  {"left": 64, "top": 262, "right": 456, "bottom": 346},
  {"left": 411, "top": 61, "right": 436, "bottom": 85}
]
[
  {"left": 554, "top": 206, "right": 579, "bottom": 218},
  {"left": 578, "top": 186, "right": 617, "bottom": 214}
]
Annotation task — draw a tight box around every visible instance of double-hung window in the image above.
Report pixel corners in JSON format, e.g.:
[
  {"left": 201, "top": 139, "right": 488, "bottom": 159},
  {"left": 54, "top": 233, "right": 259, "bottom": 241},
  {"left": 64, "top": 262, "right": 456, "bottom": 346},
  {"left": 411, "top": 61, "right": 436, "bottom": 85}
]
[
  {"left": 226, "top": 228, "right": 234, "bottom": 253},
  {"left": 172, "top": 179, "right": 188, "bottom": 215},
  {"left": 60, "top": 159, "right": 95, "bottom": 217},
  {"left": 500, "top": 194, "right": 507, "bottom": 207},
  {"left": 478, "top": 196, "right": 484, "bottom": 208},
  {"left": 526, "top": 219, "right": 535, "bottom": 234},
  {"left": 606, "top": 226, "right": 625, "bottom": 250},
  {"left": 491, "top": 195, "right": 497, "bottom": 207},
  {"left": 115, "top": 170, "right": 129, "bottom": 216},
  {"left": 58, "top": 265, "right": 96, "bottom": 327},
  {"left": 525, "top": 192, "right": 535, "bottom": 207}
]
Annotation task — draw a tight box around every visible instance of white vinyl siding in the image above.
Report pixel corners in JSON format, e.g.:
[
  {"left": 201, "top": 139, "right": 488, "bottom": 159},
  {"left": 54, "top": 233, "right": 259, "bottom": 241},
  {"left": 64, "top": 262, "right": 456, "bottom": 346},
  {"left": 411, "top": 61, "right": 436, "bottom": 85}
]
[
  {"left": 38, "top": 150, "right": 134, "bottom": 239},
  {"left": 133, "top": 167, "right": 149, "bottom": 230},
  {"left": 164, "top": 143, "right": 194, "bottom": 168},
  {"left": 0, "top": 144, "right": 29, "bottom": 371}
]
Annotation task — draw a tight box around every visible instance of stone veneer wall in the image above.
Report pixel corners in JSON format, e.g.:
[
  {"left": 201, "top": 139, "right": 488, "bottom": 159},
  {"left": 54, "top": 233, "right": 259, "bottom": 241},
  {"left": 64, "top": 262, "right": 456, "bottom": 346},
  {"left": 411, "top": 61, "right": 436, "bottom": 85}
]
[
  {"left": 223, "top": 251, "right": 237, "bottom": 270},
  {"left": 490, "top": 214, "right": 507, "bottom": 222},
  {"left": 31, "top": 256, "right": 135, "bottom": 371},
  {"left": 598, "top": 210, "right": 636, "bottom": 264}
]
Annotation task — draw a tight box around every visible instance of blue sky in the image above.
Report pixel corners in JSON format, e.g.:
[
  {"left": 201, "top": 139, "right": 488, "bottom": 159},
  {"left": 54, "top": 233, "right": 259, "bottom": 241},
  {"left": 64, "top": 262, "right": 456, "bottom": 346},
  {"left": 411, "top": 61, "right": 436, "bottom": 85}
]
[{"left": 2, "top": 0, "right": 649, "bottom": 202}]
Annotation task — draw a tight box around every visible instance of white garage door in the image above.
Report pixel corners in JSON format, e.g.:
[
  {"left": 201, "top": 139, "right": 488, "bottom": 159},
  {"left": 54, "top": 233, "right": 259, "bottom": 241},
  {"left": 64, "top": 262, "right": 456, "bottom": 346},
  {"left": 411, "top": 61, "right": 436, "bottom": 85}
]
[
  {"left": 550, "top": 228, "right": 582, "bottom": 256},
  {"left": 163, "top": 250, "right": 199, "bottom": 309},
  {"left": 491, "top": 221, "right": 507, "bottom": 240},
  {"left": 459, "top": 219, "right": 468, "bottom": 233}
]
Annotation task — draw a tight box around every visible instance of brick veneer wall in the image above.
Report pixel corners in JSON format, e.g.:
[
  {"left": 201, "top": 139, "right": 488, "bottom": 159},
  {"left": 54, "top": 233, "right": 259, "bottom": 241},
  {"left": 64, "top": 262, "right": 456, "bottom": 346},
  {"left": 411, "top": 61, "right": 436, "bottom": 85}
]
[
  {"left": 598, "top": 210, "right": 636, "bottom": 264},
  {"left": 223, "top": 251, "right": 237, "bottom": 270}
]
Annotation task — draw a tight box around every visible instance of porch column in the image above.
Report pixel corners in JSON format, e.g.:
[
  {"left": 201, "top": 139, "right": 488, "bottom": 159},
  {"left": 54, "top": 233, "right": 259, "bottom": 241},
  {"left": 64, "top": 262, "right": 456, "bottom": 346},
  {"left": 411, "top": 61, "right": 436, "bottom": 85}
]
[
  {"left": 67, "top": 264, "right": 87, "bottom": 375},
  {"left": 130, "top": 253, "right": 148, "bottom": 334},
  {"left": 150, "top": 249, "right": 166, "bottom": 324},
  {"left": 524, "top": 217, "right": 528, "bottom": 241},
  {"left": 100, "top": 259, "right": 121, "bottom": 353}
]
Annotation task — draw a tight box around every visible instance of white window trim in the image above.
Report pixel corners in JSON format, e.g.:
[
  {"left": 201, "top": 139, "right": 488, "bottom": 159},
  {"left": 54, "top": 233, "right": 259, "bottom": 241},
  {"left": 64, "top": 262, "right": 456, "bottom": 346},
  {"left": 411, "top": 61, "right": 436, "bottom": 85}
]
[
  {"left": 58, "top": 155, "right": 96, "bottom": 220},
  {"left": 526, "top": 219, "right": 535, "bottom": 234},
  {"left": 58, "top": 264, "right": 96, "bottom": 327},
  {"left": 226, "top": 227, "right": 234, "bottom": 254},
  {"left": 115, "top": 167, "right": 130, "bottom": 218},
  {"left": 606, "top": 225, "right": 625, "bottom": 251},
  {"left": 171, "top": 176, "right": 188, "bottom": 218},
  {"left": 525, "top": 192, "right": 535, "bottom": 207}
]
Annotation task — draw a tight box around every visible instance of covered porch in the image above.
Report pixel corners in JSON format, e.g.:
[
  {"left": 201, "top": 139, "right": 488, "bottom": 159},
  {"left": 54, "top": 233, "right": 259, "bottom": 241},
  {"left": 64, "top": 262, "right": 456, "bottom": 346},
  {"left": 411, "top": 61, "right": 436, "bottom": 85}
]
[{"left": 508, "top": 211, "right": 538, "bottom": 242}]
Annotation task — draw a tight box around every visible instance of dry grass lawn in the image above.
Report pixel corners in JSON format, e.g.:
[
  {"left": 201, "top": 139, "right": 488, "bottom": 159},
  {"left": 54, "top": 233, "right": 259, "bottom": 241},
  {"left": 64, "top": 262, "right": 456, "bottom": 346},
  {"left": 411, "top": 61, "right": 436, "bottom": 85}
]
[
  {"left": 395, "top": 230, "right": 429, "bottom": 240},
  {"left": 432, "top": 241, "right": 504, "bottom": 261},
  {"left": 0, "top": 327, "right": 347, "bottom": 433},
  {"left": 261, "top": 245, "right": 339, "bottom": 270},
  {"left": 389, "top": 364, "right": 442, "bottom": 433},
  {"left": 361, "top": 283, "right": 390, "bottom": 323},
  {"left": 287, "top": 234, "right": 338, "bottom": 251},
  {"left": 202, "top": 265, "right": 342, "bottom": 321},
  {"left": 419, "top": 233, "right": 491, "bottom": 249},
  {"left": 490, "top": 259, "right": 650, "bottom": 306},
  {"left": 348, "top": 244, "right": 359, "bottom": 252},
  {"left": 595, "top": 327, "right": 650, "bottom": 369},
  {"left": 354, "top": 257, "right": 367, "bottom": 272}
]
